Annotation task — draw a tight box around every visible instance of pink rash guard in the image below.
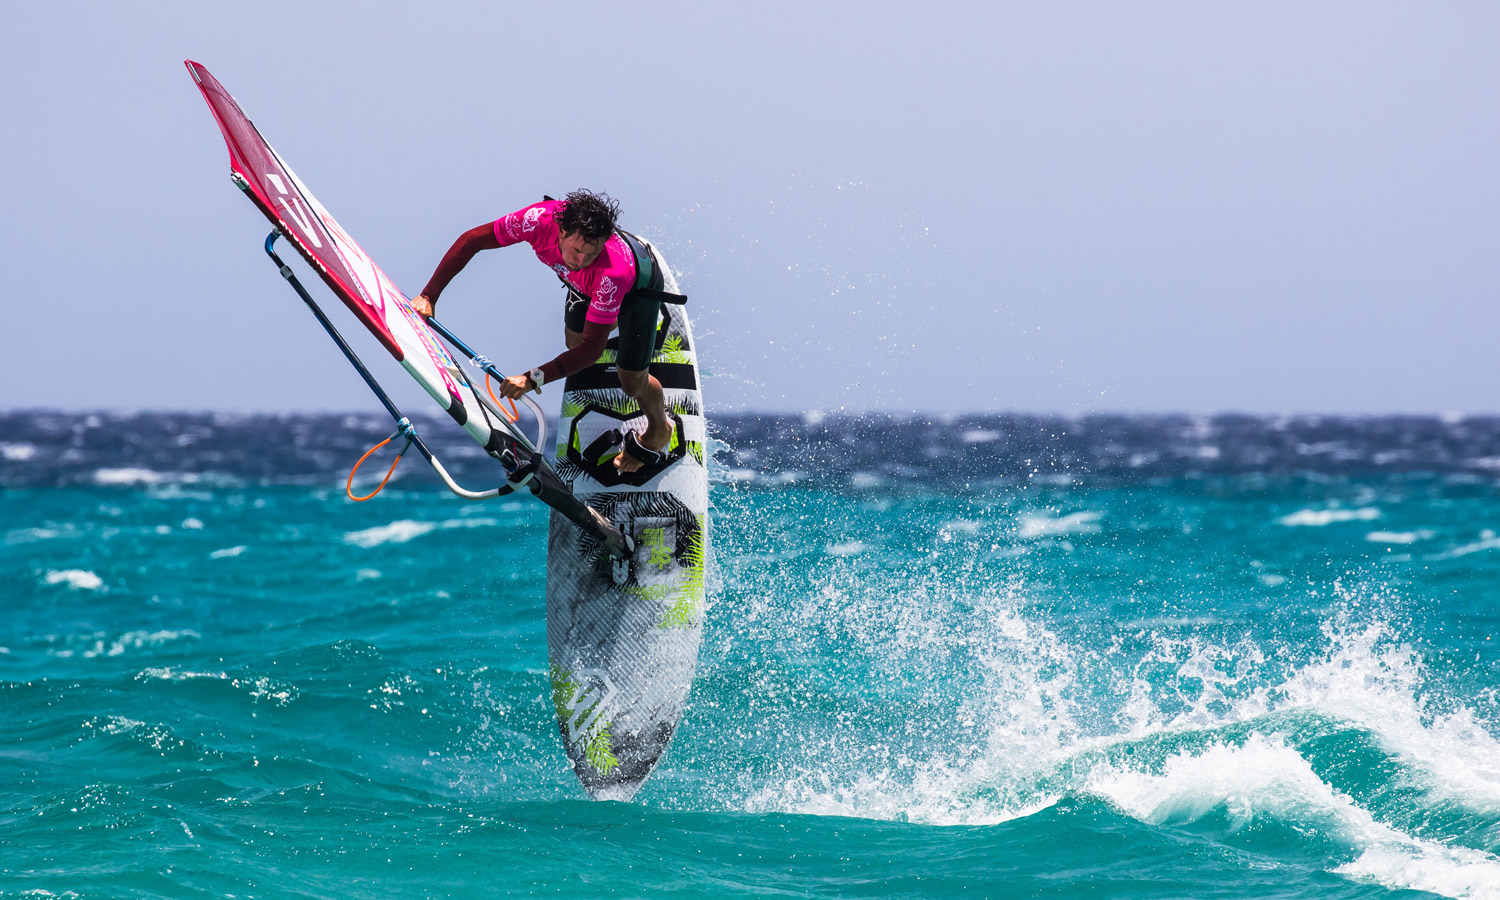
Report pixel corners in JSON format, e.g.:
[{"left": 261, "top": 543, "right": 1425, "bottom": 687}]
[{"left": 492, "top": 201, "right": 638, "bottom": 326}]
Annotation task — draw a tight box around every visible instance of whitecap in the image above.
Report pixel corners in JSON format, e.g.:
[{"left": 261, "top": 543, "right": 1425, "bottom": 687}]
[
  {"left": 43, "top": 569, "right": 103, "bottom": 591},
  {"left": 208, "top": 545, "right": 247, "bottom": 559},
  {"left": 180, "top": 518, "right": 205, "bottom": 530},
  {"left": 825, "top": 540, "right": 866, "bottom": 557},
  {"left": 1279, "top": 507, "right": 1380, "bottom": 527},
  {"left": 962, "top": 429, "right": 999, "bottom": 444},
  {"left": 1017, "top": 511, "right": 1101, "bottom": 539},
  {"left": 135, "top": 667, "right": 296, "bottom": 705},
  {"left": 93, "top": 468, "right": 171, "bottom": 486},
  {"left": 1364, "top": 530, "right": 1434, "bottom": 544},
  {"left": 0, "top": 441, "right": 37, "bottom": 461},
  {"left": 940, "top": 519, "right": 984, "bottom": 535},
  {"left": 343, "top": 520, "right": 438, "bottom": 547},
  {"left": 1090, "top": 734, "right": 1500, "bottom": 899},
  {"left": 86, "top": 630, "right": 200, "bottom": 658},
  {"left": 1336, "top": 841, "right": 1500, "bottom": 899},
  {"left": 7, "top": 527, "right": 63, "bottom": 544},
  {"left": 437, "top": 518, "right": 498, "bottom": 530},
  {"left": 1427, "top": 530, "right": 1500, "bottom": 560}
]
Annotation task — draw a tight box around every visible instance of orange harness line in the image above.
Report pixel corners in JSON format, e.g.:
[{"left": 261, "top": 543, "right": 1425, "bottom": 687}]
[
  {"left": 346, "top": 433, "right": 411, "bottom": 502},
  {"left": 484, "top": 373, "right": 521, "bottom": 422}
]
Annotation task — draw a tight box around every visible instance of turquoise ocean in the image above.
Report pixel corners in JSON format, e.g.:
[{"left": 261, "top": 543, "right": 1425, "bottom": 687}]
[{"left": 3, "top": 411, "right": 1498, "bottom": 899}]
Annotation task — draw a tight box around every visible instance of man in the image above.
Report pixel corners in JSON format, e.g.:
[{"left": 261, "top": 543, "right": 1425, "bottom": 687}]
[{"left": 410, "top": 190, "right": 670, "bottom": 473}]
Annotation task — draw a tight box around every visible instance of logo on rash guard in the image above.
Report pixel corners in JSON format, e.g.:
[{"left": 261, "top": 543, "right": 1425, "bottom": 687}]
[
  {"left": 502, "top": 213, "right": 522, "bottom": 238},
  {"left": 522, "top": 206, "right": 545, "bottom": 232},
  {"left": 594, "top": 276, "right": 621, "bottom": 313},
  {"left": 554, "top": 263, "right": 569, "bottom": 276}
]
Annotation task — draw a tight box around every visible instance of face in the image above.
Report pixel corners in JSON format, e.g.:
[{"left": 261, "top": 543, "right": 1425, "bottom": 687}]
[{"left": 558, "top": 230, "right": 607, "bottom": 271}]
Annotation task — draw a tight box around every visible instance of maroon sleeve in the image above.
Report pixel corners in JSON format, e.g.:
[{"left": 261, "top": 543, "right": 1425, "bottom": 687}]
[
  {"left": 419, "top": 223, "right": 501, "bottom": 304},
  {"left": 537, "top": 320, "right": 612, "bottom": 384}
]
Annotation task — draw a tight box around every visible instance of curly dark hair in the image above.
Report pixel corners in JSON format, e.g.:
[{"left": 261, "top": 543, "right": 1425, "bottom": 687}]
[{"left": 557, "top": 190, "right": 620, "bottom": 241}]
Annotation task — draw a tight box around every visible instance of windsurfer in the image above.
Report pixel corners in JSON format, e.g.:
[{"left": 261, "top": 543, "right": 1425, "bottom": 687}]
[{"left": 411, "top": 191, "right": 669, "bottom": 473}]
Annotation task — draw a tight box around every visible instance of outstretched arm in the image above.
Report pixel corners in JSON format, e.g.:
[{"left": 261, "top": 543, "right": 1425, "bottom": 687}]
[{"left": 411, "top": 223, "right": 501, "bottom": 317}]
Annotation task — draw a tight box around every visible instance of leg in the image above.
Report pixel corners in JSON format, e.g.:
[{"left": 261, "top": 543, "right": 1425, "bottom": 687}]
[
  {"left": 614, "top": 368, "right": 669, "bottom": 473},
  {"left": 611, "top": 292, "right": 667, "bottom": 472}
]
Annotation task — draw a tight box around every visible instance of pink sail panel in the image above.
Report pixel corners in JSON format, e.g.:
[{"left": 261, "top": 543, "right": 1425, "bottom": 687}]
[
  {"left": 186, "top": 61, "right": 473, "bottom": 410},
  {"left": 186, "top": 60, "right": 405, "bottom": 359}
]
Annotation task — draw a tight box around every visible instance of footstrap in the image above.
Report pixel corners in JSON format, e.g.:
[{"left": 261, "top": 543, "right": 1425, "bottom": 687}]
[{"left": 622, "top": 430, "right": 667, "bottom": 467}]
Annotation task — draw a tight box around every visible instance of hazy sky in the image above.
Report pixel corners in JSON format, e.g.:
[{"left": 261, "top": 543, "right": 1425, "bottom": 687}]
[{"left": 3, "top": 2, "right": 1496, "bottom": 414}]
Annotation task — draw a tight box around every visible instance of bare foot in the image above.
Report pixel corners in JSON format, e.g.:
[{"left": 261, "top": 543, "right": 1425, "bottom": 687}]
[{"left": 614, "top": 417, "right": 671, "bottom": 472}]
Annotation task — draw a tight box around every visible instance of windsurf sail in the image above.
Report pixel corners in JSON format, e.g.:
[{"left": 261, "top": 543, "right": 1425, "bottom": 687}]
[
  {"left": 186, "top": 60, "right": 501, "bottom": 449},
  {"left": 187, "top": 60, "right": 632, "bottom": 559}
]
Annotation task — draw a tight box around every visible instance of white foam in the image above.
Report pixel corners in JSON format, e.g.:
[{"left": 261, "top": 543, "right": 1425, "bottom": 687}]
[
  {"left": 1017, "top": 511, "right": 1101, "bottom": 539},
  {"left": 1427, "top": 530, "right": 1500, "bottom": 560},
  {"left": 93, "top": 467, "right": 171, "bottom": 486},
  {"left": 744, "top": 597, "right": 1084, "bottom": 827},
  {"left": 1337, "top": 843, "right": 1500, "bottom": 899},
  {"left": 1365, "top": 530, "right": 1435, "bottom": 544},
  {"left": 208, "top": 545, "right": 247, "bottom": 559},
  {"left": 1090, "top": 735, "right": 1500, "bottom": 899},
  {"left": 137, "top": 667, "right": 225, "bottom": 682},
  {"left": 0, "top": 441, "right": 37, "bottom": 461},
  {"left": 344, "top": 520, "right": 438, "bottom": 547},
  {"left": 180, "top": 518, "right": 204, "bottom": 530},
  {"left": 962, "top": 429, "right": 1000, "bottom": 444},
  {"left": 135, "top": 667, "right": 296, "bottom": 705},
  {"left": 7, "top": 526, "right": 65, "bottom": 544},
  {"left": 43, "top": 569, "right": 103, "bottom": 591},
  {"left": 1278, "top": 623, "right": 1500, "bottom": 811},
  {"left": 726, "top": 573, "right": 1500, "bottom": 896},
  {"left": 825, "top": 540, "right": 866, "bottom": 557},
  {"left": 438, "top": 517, "right": 498, "bottom": 530},
  {"left": 50, "top": 630, "right": 200, "bottom": 659},
  {"left": 342, "top": 517, "right": 498, "bottom": 548},
  {"left": 86, "top": 630, "right": 200, "bottom": 658},
  {"left": 1091, "top": 735, "right": 1352, "bottom": 832},
  {"left": 1279, "top": 507, "right": 1381, "bottom": 527},
  {"left": 89, "top": 715, "right": 146, "bottom": 735}
]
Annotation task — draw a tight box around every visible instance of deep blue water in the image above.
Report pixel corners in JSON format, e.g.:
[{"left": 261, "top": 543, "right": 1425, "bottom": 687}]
[{"left": 3, "top": 411, "right": 1499, "bottom": 898}]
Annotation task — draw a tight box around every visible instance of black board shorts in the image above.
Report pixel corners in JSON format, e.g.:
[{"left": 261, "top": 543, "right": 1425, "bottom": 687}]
[{"left": 563, "top": 263, "right": 665, "bottom": 373}]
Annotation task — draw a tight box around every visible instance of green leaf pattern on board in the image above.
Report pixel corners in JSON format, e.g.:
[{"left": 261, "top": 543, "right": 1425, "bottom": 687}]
[
  {"left": 549, "top": 663, "right": 619, "bottom": 776},
  {"left": 654, "top": 517, "right": 705, "bottom": 628},
  {"left": 655, "top": 334, "right": 690, "bottom": 365}
]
